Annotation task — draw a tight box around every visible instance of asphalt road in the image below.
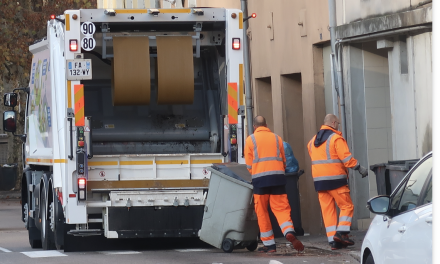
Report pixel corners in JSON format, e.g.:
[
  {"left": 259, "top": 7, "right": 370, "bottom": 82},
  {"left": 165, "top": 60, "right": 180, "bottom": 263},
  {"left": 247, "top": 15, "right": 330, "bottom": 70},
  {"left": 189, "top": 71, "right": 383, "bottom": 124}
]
[{"left": 0, "top": 199, "right": 358, "bottom": 264}]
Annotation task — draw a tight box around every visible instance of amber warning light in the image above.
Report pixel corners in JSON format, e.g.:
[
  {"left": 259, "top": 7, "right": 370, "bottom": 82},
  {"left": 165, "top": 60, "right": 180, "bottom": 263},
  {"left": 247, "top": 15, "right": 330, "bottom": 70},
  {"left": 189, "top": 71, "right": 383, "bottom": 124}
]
[{"left": 243, "top": 13, "right": 257, "bottom": 22}]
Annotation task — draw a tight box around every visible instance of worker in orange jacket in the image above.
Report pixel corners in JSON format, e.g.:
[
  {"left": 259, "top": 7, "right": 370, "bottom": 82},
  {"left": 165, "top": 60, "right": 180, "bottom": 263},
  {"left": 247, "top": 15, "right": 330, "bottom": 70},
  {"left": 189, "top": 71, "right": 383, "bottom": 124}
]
[
  {"left": 307, "top": 114, "right": 368, "bottom": 250},
  {"left": 245, "top": 116, "right": 304, "bottom": 253}
]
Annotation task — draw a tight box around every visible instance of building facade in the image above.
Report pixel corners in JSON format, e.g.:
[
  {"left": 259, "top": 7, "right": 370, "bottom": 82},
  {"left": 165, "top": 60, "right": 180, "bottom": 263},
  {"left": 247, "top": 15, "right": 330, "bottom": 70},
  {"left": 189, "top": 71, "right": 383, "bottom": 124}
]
[
  {"left": 200, "top": 0, "right": 433, "bottom": 235},
  {"left": 199, "top": 0, "right": 335, "bottom": 235},
  {"left": 334, "top": 0, "right": 432, "bottom": 228}
]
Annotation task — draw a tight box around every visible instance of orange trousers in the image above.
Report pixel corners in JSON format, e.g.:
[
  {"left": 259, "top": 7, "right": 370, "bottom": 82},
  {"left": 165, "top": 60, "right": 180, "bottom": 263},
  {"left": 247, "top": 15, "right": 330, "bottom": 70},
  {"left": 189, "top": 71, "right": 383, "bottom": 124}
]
[
  {"left": 254, "top": 193, "right": 295, "bottom": 246},
  {"left": 318, "top": 185, "right": 354, "bottom": 242}
]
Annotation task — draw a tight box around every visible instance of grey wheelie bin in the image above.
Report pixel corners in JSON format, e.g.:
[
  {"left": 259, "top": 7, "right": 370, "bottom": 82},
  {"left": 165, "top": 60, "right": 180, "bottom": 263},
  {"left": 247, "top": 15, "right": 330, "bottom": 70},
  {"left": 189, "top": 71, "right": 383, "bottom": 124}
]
[
  {"left": 199, "top": 163, "right": 259, "bottom": 253},
  {"left": 370, "top": 159, "right": 419, "bottom": 195},
  {"left": 269, "top": 170, "right": 304, "bottom": 237},
  {"left": 0, "top": 164, "right": 18, "bottom": 191}
]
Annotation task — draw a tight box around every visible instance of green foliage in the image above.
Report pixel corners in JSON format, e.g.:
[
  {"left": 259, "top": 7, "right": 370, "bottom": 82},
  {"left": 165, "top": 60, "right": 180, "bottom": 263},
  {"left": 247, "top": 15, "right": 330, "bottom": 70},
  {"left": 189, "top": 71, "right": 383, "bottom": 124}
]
[
  {"left": 0, "top": 0, "right": 97, "bottom": 189},
  {"left": 0, "top": 0, "right": 97, "bottom": 84}
]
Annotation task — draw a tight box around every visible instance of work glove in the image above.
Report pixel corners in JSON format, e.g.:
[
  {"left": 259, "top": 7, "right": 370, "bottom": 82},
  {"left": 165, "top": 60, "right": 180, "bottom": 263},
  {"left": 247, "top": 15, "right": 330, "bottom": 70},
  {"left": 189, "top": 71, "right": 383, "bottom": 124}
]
[{"left": 357, "top": 165, "right": 368, "bottom": 178}]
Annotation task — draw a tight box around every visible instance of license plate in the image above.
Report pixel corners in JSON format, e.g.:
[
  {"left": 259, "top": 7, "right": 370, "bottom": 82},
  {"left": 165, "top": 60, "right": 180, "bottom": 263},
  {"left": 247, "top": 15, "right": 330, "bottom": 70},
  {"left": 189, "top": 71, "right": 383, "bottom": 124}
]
[{"left": 66, "top": 59, "right": 92, "bottom": 80}]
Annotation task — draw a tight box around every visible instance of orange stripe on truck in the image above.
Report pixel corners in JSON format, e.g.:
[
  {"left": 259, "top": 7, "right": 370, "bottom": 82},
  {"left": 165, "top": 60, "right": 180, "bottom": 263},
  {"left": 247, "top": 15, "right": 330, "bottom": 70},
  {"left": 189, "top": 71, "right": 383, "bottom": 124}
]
[
  {"left": 239, "top": 64, "right": 244, "bottom": 106},
  {"left": 74, "top": 84, "right": 85, "bottom": 126},
  {"left": 228, "top": 83, "right": 238, "bottom": 124}
]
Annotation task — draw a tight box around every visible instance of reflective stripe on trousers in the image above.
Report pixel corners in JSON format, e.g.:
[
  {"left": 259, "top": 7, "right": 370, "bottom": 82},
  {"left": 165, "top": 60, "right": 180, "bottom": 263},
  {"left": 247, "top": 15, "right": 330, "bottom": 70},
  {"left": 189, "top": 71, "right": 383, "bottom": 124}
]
[
  {"left": 317, "top": 185, "right": 354, "bottom": 242},
  {"left": 254, "top": 193, "right": 294, "bottom": 246},
  {"left": 260, "top": 230, "right": 275, "bottom": 246}
]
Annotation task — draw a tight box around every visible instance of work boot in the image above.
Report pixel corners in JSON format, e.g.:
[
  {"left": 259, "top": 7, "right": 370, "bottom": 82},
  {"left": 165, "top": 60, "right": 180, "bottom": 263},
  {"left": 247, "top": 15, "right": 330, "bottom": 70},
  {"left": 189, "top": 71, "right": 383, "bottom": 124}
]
[
  {"left": 333, "top": 232, "right": 355, "bottom": 246},
  {"left": 286, "top": 232, "right": 304, "bottom": 252},
  {"left": 329, "top": 241, "right": 347, "bottom": 250},
  {"left": 257, "top": 244, "right": 276, "bottom": 253}
]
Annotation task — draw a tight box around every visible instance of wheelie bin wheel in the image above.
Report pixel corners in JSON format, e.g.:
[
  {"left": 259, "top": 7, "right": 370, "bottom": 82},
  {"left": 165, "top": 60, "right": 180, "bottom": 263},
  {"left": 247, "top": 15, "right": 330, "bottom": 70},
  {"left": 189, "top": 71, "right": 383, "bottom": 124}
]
[
  {"left": 246, "top": 240, "right": 258, "bottom": 251},
  {"left": 222, "top": 238, "right": 234, "bottom": 253}
]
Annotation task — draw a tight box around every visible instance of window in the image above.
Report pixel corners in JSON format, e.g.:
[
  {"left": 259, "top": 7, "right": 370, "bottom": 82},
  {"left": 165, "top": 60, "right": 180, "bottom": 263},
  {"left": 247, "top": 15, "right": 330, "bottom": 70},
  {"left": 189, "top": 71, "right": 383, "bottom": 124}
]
[
  {"left": 389, "top": 156, "right": 432, "bottom": 216},
  {"left": 420, "top": 177, "right": 432, "bottom": 205}
]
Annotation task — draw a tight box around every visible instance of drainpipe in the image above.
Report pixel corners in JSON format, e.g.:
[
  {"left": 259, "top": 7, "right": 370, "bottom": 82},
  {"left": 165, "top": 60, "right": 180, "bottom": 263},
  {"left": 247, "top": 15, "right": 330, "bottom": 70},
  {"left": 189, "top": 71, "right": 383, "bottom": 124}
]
[
  {"left": 328, "top": 0, "right": 347, "bottom": 138},
  {"left": 241, "top": 0, "right": 254, "bottom": 135}
]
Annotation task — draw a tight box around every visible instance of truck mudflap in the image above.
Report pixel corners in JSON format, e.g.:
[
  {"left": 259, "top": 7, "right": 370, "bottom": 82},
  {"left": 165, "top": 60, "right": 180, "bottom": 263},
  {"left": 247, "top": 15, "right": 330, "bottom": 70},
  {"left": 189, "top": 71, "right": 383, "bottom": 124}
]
[{"left": 103, "top": 189, "right": 206, "bottom": 238}]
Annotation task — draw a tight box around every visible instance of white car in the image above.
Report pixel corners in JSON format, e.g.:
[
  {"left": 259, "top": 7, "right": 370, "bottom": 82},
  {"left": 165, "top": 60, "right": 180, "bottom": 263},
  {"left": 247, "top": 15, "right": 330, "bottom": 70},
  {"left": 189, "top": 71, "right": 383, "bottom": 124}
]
[{"left": 361, "top": 152, "right": 432, "bottom": 264}]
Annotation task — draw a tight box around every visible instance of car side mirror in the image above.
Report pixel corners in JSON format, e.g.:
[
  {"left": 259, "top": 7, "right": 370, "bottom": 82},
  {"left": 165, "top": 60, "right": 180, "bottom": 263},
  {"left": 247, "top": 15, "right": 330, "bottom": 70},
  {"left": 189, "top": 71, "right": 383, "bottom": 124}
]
[
  {"left": 4, "top": 93, "right": 18, "bottom": 107},
  {"left": 3, "top": 111, "right": 17, "bottom": 132},
  {"left": 366, "top": 195, "right": 390, "bottom": 215}
]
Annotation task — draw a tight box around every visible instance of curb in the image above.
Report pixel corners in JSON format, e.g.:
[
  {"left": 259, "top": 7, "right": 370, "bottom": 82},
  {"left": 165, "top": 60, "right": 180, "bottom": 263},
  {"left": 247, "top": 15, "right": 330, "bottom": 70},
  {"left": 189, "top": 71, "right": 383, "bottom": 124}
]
[
  {"left": 0, "top": 191, "right": 21, "bottom": 200},
  {"left": 301, "top": 241, "right": 361, "bottom": 263}
]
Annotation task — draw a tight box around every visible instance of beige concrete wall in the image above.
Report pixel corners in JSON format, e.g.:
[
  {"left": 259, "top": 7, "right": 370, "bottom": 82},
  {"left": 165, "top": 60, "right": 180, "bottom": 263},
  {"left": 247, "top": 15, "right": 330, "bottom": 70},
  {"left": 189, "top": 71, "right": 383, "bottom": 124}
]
[
  {"left": 362, "top": 42, "right": 392, "bottom": 200},
  {"left": 200, "top": 0, "right": 333, "bottom": 235},
  {"left": 246, "top": 0, "right": 330, "bottom": 235},
  {"left": 196, "top": 0, "right": 240, "bottom": 8},
  {"left": 340, "top": 0, "right": 431, "bottom": 25}
]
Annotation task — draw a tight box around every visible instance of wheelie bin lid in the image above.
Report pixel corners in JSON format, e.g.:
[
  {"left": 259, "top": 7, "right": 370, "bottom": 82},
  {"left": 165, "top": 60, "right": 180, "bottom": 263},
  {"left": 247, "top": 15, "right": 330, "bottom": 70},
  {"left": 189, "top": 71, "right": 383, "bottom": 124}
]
[
  {"left": 210, "top": 162, "right": 252, "bottom": 184},
  {"left": 370, "top": 163, "right": 387, "bottom": 171}
]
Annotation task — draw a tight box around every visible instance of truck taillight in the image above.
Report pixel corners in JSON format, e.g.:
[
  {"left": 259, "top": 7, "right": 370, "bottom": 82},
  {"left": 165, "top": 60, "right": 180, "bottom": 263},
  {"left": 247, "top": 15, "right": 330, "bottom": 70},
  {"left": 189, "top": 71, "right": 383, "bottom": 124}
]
[
  {"left": 78, "top": 178, "right": 86, "bottom": 200},
  {"left": 232, "top": 38, "right": 240, "bottom": 50},
  {"left": 69, "top": 39, "right": 78, "bottom": 51},
  {"left": 50, "top": 14, "right": 56, "bottom": 20}
]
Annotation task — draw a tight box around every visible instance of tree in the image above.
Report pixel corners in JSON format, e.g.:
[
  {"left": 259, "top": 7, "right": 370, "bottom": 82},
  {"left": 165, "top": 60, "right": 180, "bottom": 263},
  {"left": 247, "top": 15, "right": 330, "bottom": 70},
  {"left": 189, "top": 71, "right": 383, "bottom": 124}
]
[{"left": 0, "top": 0, "right": 96, "bottom": 190}]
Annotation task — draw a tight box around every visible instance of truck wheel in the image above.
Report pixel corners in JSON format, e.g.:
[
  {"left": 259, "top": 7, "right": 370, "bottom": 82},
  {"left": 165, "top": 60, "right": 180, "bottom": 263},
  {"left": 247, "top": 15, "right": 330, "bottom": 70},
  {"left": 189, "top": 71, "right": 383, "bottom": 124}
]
[
  {"left": 222, "top": 238, "right": 234, "bottom": 253},
  {"left": 28, "top": 226, "right": 42, "bottom": 248},
  {"left": 25, "top": 198, "right": 42, "bottom": 248},
  {"left": 41, "top": 189, "right": 55, "bottom": 250},
  {"left": 51, "top": 196, "right": 64, "bottom": 250},
  {"left": 23, "top": 203, "right": 29, "bottom": 228},
  {"left": 246, "top": 240, "right": 258, "bottom": 251}
]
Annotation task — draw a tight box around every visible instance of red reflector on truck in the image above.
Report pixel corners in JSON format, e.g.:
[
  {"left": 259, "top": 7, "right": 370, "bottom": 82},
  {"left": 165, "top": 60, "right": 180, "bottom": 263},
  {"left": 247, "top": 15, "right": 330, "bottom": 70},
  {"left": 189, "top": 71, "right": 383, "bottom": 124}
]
[
  {"left": 232, "top": 38, "right": 240, "bottom": 50},
  {"left": 78, "top": 178, "right": 86, "bottom": 188},
  {"left": 69, "top": 39, "right": 78, "bottom": 51},
  {"left": 69, "top": 194, "right": 76, "bottom": 198}
]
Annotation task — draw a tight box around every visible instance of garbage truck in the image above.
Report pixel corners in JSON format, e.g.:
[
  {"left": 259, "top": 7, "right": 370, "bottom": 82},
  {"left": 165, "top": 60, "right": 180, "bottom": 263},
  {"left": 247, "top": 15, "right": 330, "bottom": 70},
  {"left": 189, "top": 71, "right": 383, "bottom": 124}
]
[{"left": 2, "top": 7, "right": 247, "bottom": 250}]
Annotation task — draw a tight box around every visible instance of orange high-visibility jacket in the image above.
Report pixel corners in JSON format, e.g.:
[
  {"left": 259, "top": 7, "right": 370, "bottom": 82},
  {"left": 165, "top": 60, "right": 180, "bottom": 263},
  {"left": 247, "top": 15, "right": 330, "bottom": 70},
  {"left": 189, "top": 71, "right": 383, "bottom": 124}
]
[
  {"left": 307, "top": 125, "right": 358, "bottom": 191},
  {"left": 245, "top": 127, "right": 286, "bottom": 188}
]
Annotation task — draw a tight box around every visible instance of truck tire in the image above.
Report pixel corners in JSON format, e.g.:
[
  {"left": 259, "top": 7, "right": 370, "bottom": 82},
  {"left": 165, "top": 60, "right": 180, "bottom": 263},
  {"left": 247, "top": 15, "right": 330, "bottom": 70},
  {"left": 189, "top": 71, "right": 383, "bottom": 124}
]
[
  {"left": 41, "top": 186, "right": 56, "bottom": 250},
  {"left": 51, "top": 190, "right": 64, "bottom": 250},
  {"left": 23, "top": 180, "right": 42, "bottom": 248},
  {"left": 28, "top": 226, "right": 42, "bottom": 248}
]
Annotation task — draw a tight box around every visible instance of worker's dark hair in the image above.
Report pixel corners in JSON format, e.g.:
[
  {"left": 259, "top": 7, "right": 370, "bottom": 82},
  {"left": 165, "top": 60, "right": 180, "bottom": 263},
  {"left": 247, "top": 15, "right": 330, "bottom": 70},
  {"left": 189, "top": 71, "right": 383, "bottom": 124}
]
[{"left": 253, "top": 116, "right": 267, "bottom": 128}]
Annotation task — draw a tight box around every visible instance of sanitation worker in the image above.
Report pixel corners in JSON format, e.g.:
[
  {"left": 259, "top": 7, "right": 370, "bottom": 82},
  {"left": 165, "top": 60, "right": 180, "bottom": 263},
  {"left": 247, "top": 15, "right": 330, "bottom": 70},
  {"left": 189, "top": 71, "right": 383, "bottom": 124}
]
[
  {"left": 245, "top": 115, "right": 304, "bottom": 253},
  {"left": 307, "top": 114, "right": 368, "bottom": 250}
]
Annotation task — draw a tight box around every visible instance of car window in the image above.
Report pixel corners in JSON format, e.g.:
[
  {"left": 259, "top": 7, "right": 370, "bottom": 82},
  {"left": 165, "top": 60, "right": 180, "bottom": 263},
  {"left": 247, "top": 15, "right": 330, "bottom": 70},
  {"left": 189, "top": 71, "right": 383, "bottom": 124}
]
[
  {"left": 393, "top": 156, "right": 432, "bottom": 214},
  {"left": 420, "top": 176, "right": 432, "bottom": 205},
  {"left": 390, "top": 180, "right": 406, "bottom": 212}
]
